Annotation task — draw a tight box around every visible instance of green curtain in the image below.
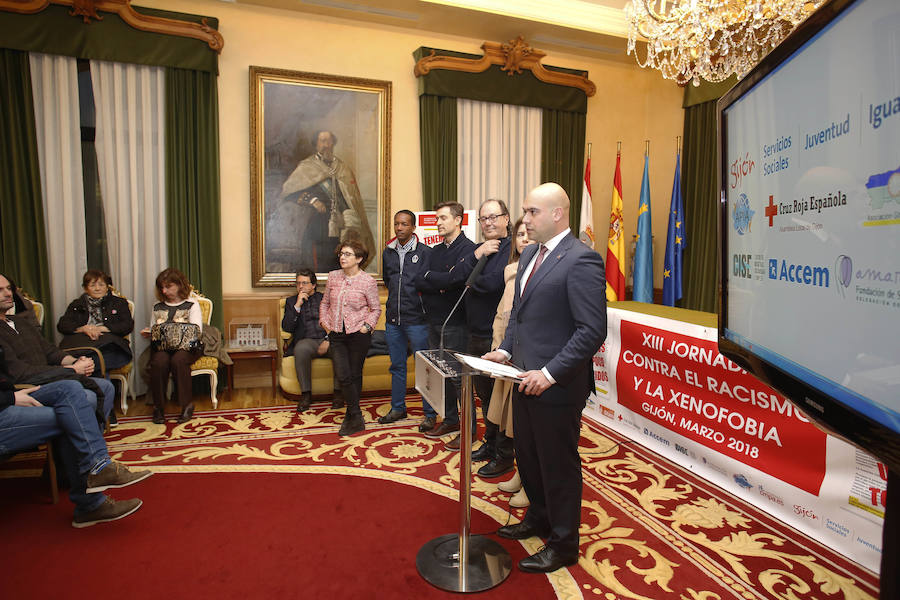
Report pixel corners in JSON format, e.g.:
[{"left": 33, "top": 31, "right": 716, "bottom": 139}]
[
  {"left": 165, "top": 67, "right": 223, "bottom": 332},
  {"left": 419, "top": 95, "right": 458, "bottom": 209},
  {"left": 0, "top": 49, "right": 53, "bottom": 339},
  {"left": 541, "top": 109, "right": 586, "bottom": 230},
  {"left": 680, "top": 100, "right": 718, "bottom": 313}
]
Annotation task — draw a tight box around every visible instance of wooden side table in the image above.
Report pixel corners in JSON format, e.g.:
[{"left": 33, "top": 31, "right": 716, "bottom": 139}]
[{"left": 225, "top": 343, "right": 279, "bottom": 398}]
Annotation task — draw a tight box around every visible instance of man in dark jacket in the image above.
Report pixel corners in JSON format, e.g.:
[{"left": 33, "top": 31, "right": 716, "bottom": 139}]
[
  {"left": 0, "top": 274, "right": 115, "bottom": 420},
  {"left": 415, "top": 202, "right": 476, "bottom": 438},
  {"left": 379, "top": 210, "right": 434, "bottom": 428},
  {"left": 0, "top": 344, "right": 152, "bottom": 527},
  {"left": 281, "top": 268, "right": 339, "bottom": 412},
  {"left": 447, "top": 199, "right": 515, "bottom": 479}
]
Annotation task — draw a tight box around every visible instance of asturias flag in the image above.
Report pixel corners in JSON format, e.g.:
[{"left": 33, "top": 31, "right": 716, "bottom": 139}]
[
  {"left": 632, "top": 154, "right": 653, "bottom": 303},
  {"left": 606, "top": 154, "right": 626, "bottom": 301},
  {"left": 579, "top": 158, "right": 594, "bottom": 249},
  {"left": 663, "top": 153, "right": 685, "bottom": 306}
]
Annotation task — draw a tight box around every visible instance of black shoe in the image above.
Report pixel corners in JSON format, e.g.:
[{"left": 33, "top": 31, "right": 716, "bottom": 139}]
[
  {"left": 331, "top": 389, "right": 345, "bottom": 409},
  {"left": 417, "top": 416, "right": 436, "bottom": 433},
  {"left": 152, "top": 408, "right": 165, "bottom": 424},
  {"left": 378, "top": 409, "right": 407, "bottom": 424},
  {"left": 296, "top": 392, "right": 312, "bottom": 413},
  {"left": 497, "top": 522, "right": 549, "bottom": 540},
  {"left": 471, "top": 442, "right": 494, "bottom": 462},
  {"left": 108, "top": 412, "right": 119, "bottom": 428},
  {"left": 477, "top": 456, "right": 515, "bottom": 479},
  {"left": 518, "top": 547, "right": 578, "bottom": 573},
  {"left": 338, "top": 414, "right": 365, "bottom": 436},
  {"left": 176, "top": 404, "right": 194, "bottom": 424}
]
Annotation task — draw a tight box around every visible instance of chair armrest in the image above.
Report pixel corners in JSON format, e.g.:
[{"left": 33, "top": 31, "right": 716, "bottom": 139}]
[{"left": 64, "top": 346, "right": 106, "bottom": 378}]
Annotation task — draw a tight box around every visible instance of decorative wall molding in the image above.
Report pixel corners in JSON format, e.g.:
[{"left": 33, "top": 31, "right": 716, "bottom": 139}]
[
  {"left": 0, "top": 0, "right": 224, "bottom": 53},
  {"left": 415, "top": 36, "right": 595, "bottom": 97}
]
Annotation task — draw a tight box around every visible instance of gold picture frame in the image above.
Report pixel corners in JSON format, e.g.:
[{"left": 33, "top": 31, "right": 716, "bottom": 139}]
[{"left": 250, "top": 66, "right": 392, "bottom": 286}]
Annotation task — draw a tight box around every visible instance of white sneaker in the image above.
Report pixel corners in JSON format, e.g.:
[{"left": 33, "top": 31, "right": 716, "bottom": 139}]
[
  {"left": 510, "top": 487, "right": 530, "bottom": 508},
  {"left": 498, "top": 471, "right": 521, "bottom": 493}
]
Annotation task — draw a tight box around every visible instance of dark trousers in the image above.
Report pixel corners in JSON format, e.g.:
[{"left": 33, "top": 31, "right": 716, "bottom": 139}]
[
  {"left": 467, "top": 335, "right": 514, "bottom": 458},
  {"left": 513, "top": 391, "right": 584, "bottom": 557},
  {"left": 149, "top": 348, "right": 201, "bottom": 409},
  {"left": 329, "top": 331, "right": 371, "bottom": 418},
  {"left": 427, "top": 324, "right": 468, "bottom": 426}
]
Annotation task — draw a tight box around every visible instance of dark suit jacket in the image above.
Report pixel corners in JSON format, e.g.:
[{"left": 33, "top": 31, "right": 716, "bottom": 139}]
[{"left": 500, "top": 232, "right": 607, "bottom": 404}]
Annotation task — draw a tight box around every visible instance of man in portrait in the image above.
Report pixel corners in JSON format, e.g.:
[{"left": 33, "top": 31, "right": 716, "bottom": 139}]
[{"left": 268, "top": 130, "right": 375, "bottom": 273}]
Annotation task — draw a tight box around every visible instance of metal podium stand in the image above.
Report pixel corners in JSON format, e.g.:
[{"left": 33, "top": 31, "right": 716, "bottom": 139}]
[{"left": 414, "top": 350, "right": 512, "bottom": 592}]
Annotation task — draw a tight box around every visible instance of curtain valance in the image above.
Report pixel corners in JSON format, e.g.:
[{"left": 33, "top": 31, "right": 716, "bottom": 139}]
[
  {"left": 0, "top": 4, "right": 219, "bottom": 73},
  {"left": 413, "top": 46, "right": 588, "bottom": 114}
]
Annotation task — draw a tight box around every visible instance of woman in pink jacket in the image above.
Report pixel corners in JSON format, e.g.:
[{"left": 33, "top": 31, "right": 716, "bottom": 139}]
[{"left": 319, "top": 240, "right": 381, "bottom": 436}]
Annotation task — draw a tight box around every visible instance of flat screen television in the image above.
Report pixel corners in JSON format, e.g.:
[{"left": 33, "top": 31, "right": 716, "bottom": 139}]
[{"left": 717, "top": 0, "right": 900, "bottom": 472}]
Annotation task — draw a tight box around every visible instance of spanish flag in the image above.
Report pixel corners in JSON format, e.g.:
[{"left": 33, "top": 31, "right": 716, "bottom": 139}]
[{"left": 606, "top": 153, "right": 626, "bottom": 301}]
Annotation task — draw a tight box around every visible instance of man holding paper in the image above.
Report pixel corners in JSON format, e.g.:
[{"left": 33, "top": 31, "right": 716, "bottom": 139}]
[{"left": 482, "top": 182, "right": 607, "bottom": 574}]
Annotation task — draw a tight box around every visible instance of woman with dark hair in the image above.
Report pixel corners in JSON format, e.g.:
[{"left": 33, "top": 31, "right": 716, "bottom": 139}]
[
  {"left": 57, "top": 270, "right": 134, "bottom": 372},
  {"left": 140, "top": 268, "right": 203, "bottom": 425},
  {"left": 319, "top": 240, "right": 381, "bottom": 436},
  {"left": 487, "top": 217, "right": 533, "bottom": 507}
]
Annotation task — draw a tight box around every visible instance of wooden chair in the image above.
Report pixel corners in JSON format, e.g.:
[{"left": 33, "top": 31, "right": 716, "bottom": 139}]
[
  {"left": 108, "top": 292, "right": 136, "bottom": 413},
  {"left": 188, "top": 292, "right": 219, "bottom": 408},
  {"left": 0, "top": 439, "right": 59, "bottom": 504}
]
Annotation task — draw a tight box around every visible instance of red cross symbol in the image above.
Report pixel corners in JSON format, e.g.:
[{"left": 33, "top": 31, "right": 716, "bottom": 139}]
[{"left": 765, "top": 195, "right": 778, "bottom": 227}]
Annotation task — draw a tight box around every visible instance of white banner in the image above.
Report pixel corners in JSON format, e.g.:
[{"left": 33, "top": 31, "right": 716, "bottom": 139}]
[{"left": 585, "top": 307, "right": 886, "bottom": 571}]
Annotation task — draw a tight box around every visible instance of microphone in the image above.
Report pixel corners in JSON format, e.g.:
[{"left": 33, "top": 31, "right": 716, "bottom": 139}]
[{"left": 440, "top": 254, "right": 488, "bottom": 352}]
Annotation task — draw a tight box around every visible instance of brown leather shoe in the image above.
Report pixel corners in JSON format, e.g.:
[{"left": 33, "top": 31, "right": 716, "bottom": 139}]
[
  {"left": 417, "top": 416, "right": 436, "bottom": 433},
  {"left": 444, "top": 434, "right": 460, "bottom": 450},
  {"left": 424, "top": 420, "right": 460, "bottom": 439}
]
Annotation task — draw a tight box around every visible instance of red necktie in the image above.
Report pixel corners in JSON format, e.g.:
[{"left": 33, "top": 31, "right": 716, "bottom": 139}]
[{"left": 523, "top": 245, "right": 547, "bottom": 291}]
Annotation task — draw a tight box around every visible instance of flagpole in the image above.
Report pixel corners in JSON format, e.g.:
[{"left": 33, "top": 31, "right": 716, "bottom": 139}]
[{"left": 616, "top": 141, "right": 621, "bottom": 157}]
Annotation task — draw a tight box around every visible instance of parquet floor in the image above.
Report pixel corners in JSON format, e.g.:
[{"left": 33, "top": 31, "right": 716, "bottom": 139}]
[{"left": 120, "top": 386, "right": 295, "bottom": 418}]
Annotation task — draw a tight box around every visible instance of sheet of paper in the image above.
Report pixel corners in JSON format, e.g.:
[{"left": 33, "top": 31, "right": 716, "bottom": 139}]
[{"left": 453, "top": 353, "right": 524, "bottom": 381}]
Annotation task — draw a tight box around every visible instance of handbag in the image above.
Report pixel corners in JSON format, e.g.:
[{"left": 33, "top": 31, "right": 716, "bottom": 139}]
[{"left": 151, "top": 322, "right": 203, "bottom": 353}]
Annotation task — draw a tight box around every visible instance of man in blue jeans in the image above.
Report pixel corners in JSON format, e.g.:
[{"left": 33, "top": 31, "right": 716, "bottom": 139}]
[
  {"left": 0, "top": 274, "right": 115, "bottom": 421},
  {"left": 379, "top": 210, "right": 436, "bottom": 429},
  {"left": 1, "top": 347, "right": 152, "bottom": 527}
]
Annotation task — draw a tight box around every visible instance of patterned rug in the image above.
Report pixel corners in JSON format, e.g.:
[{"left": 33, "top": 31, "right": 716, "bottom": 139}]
[{"left": 105, "top": 397, "right": 879, "bottom": 600}]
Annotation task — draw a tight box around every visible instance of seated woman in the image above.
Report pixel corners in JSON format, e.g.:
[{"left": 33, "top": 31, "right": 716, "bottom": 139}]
[
  {"left": 140, "top": 268, "right": 203, "bottom": 425},
  {"left": 319, "top": 240, "right": 381, "bottom": 436},
  {"left": 57, "top": 270, "right": 134, "bottom": 373}
]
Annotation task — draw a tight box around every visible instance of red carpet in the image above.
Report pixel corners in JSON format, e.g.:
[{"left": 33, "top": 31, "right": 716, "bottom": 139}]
[
  {"left": 2, "top": 397, "right": 881, "bottom": 599},
  {"left": 1, "top": 472, "right": 548, "bottom": 599}
]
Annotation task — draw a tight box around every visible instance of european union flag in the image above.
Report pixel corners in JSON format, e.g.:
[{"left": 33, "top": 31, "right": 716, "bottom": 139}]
[
  {"left": 633, "top": 155, "right": 653, "bottom": 303},
  {"left": 663, "top": 154, "right": 685, "bottom": 306}
]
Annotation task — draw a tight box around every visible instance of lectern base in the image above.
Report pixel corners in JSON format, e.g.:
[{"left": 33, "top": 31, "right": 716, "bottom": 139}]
[{"left": 416, "top": 534, "right": 512, "bottom": 592}]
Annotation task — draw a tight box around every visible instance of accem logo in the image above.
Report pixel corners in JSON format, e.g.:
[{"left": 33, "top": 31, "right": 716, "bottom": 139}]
[{"left": 768, "top": 258, "right": 830, "bottom": 287}]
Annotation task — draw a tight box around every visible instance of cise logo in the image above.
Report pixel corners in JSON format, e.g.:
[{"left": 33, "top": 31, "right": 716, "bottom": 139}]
[
  {"left": 733, "top": 254, "right": 752, "bottom": 279},
  {"left": 768, "top": 259, "right": 830, "bottom": 287},
  {"left": 732, "top": 193, "right": 755, "bottom": 235}
]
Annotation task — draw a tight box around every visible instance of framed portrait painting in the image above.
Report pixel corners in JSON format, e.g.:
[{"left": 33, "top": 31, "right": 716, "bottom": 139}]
[{"left": 250, "top": 66, "right": 391, "bottom": 286}]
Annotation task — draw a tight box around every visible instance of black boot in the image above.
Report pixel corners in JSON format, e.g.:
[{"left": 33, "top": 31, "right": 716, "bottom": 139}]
[
  {"left": 296, "top": 391, "right": 312, "bottom": 413},
  {"left": 338, "top": 412, "right": 365, "bottom": 436},
  {"left": 176, "top": 403, "right": 194, "bottom": 424},
  {"left": 331, "top": 388, "right": 345, "bottom": 409},
  {"left": 152, "top": 408, "right": 166, "bottom": 424}
]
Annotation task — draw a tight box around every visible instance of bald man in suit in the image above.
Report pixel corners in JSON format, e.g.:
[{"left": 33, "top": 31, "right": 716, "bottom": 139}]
[{"left": 483, "top": 182, "right": 607, "bottom": 573}]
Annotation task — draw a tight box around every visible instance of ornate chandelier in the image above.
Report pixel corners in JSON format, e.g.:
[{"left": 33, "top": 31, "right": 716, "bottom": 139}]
[{"left": 625, "top": 0, "right": 825, "bottom": 86}]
